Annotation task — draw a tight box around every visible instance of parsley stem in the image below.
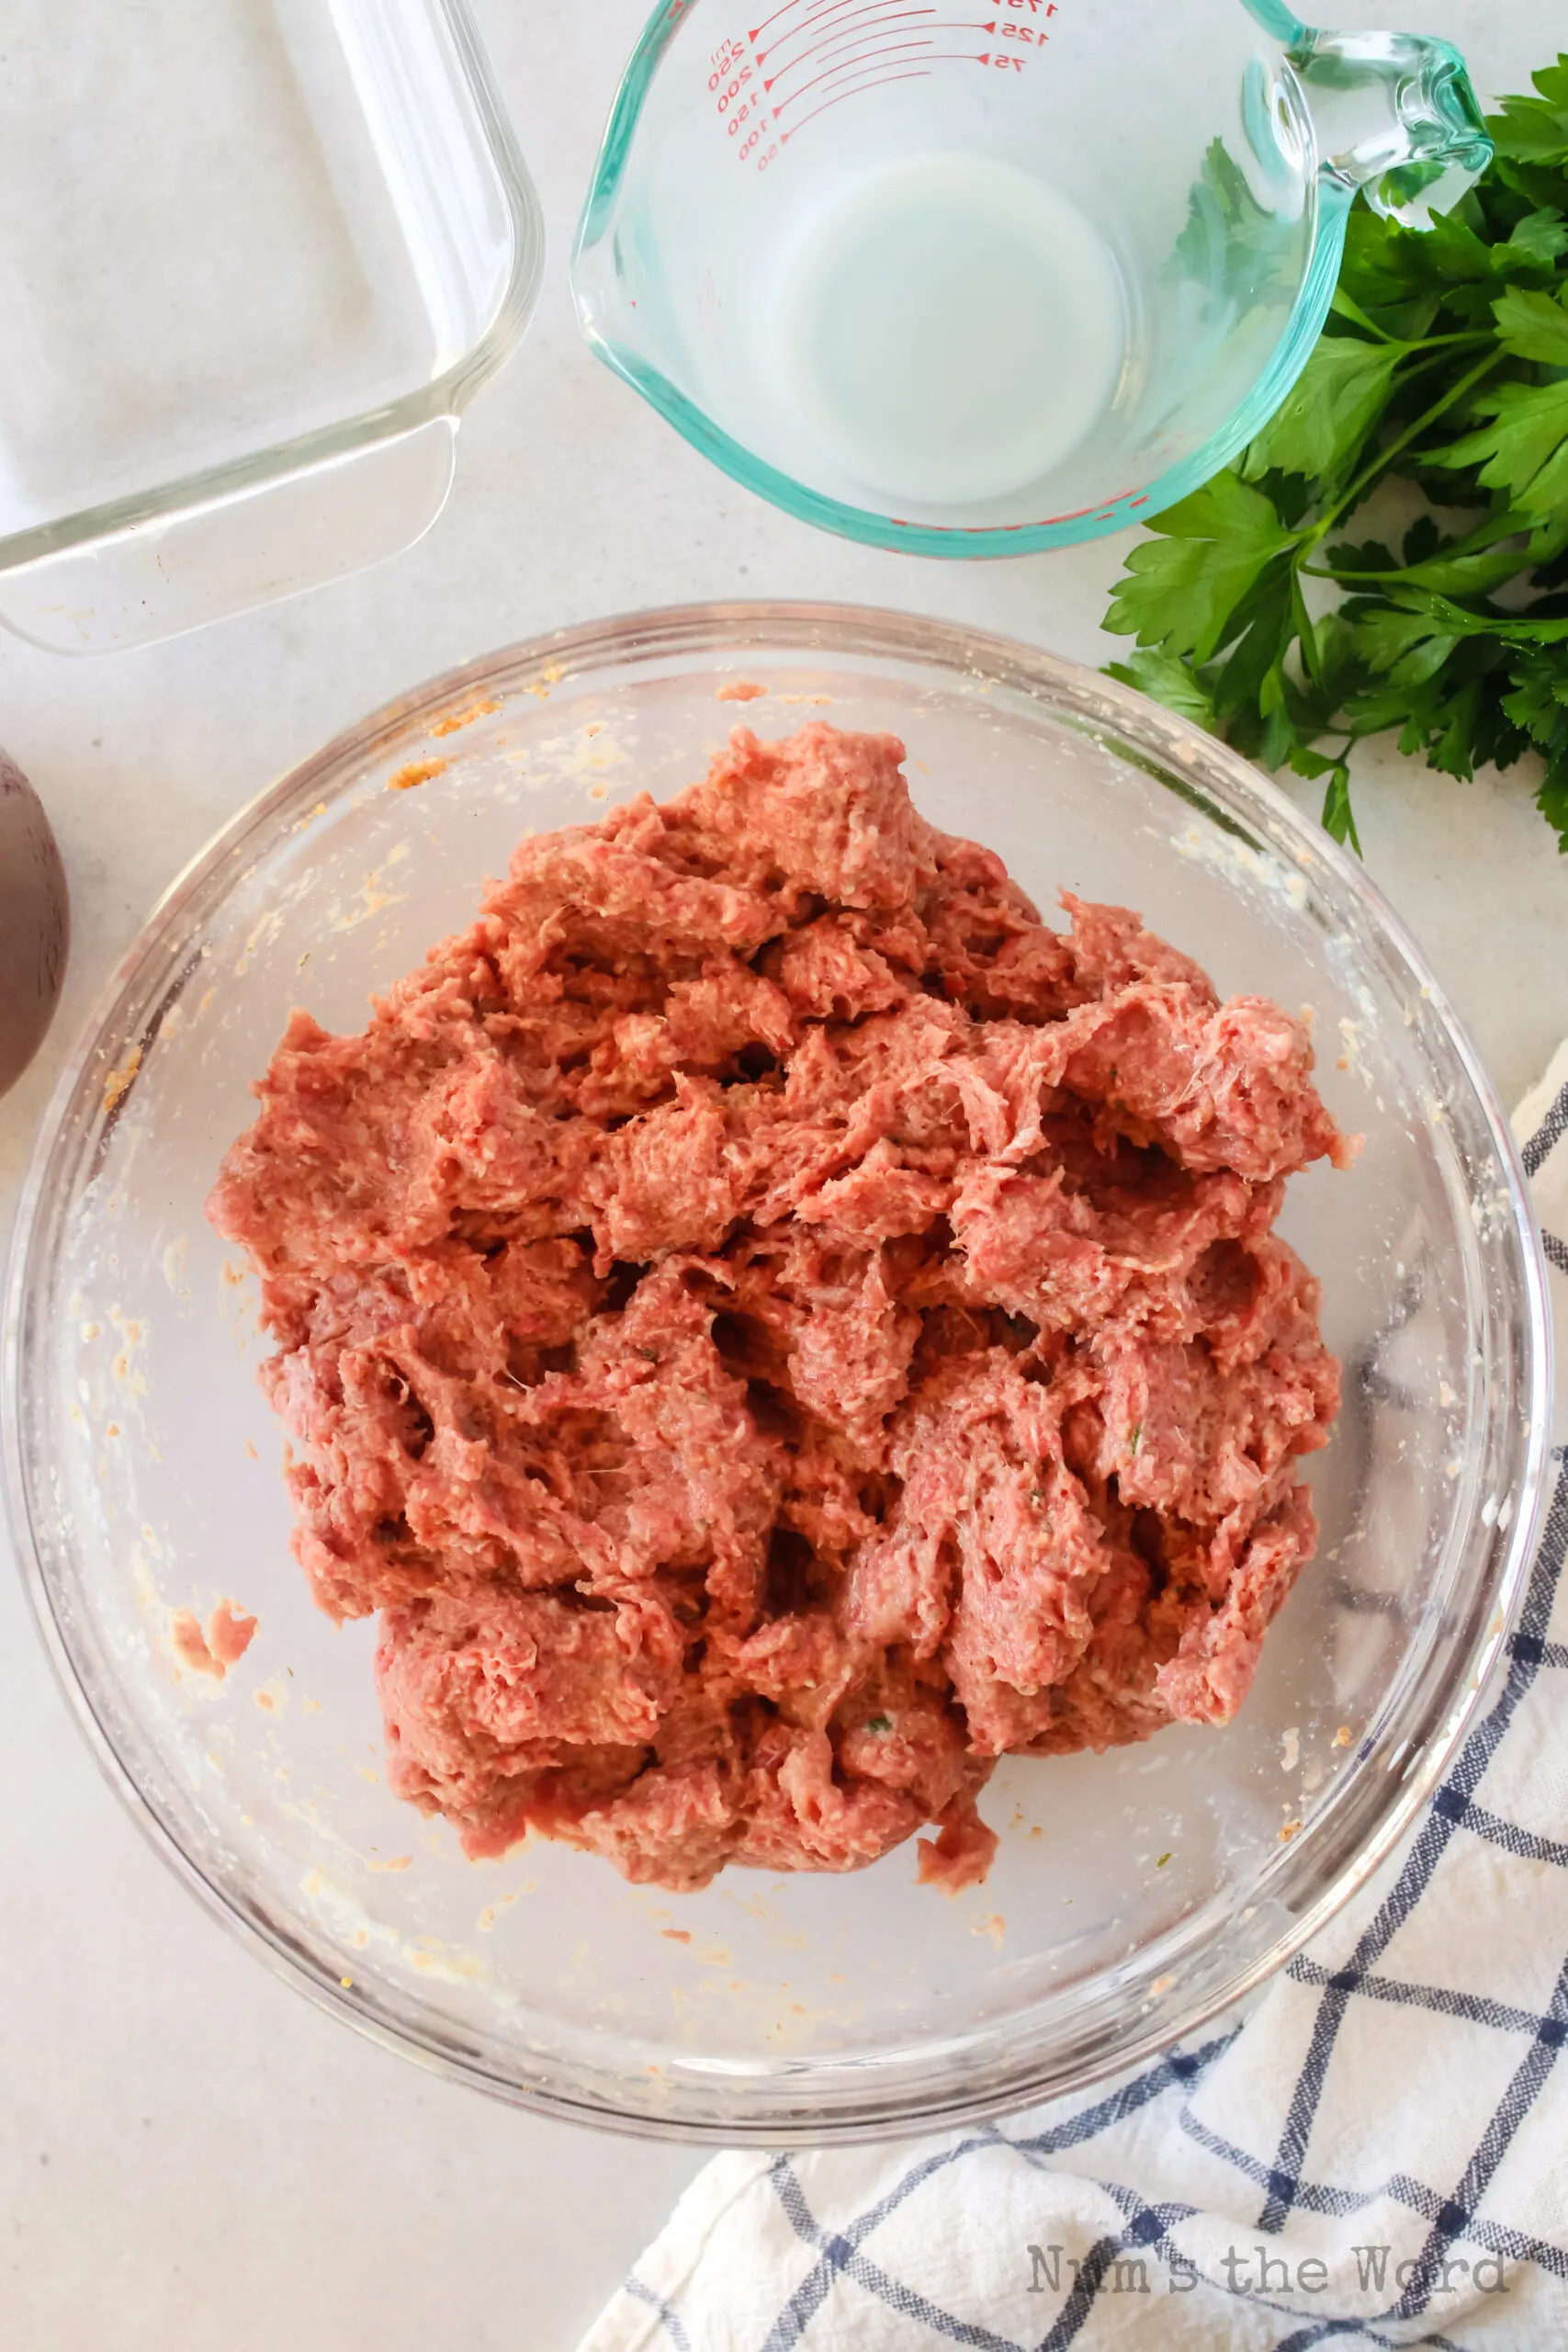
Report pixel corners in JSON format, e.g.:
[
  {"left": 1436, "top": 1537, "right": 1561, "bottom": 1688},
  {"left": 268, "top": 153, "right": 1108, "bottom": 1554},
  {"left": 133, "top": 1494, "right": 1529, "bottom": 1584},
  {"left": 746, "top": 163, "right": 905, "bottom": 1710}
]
[
  {"left": 1330, "top": 288, "right": 1400, "bottom": 343},
  {"left": 1305, "top": 348, "right": 1507, "bottom": 546},
  {"left": 1300, "top": 506, "right": 1567, "bottom": 586},
  {"left": 1301, "top": 563, "right": 1428, "bottom": 582},
  {"left": 1327, "top": 286, "right": 1488, "bottom": 352}
]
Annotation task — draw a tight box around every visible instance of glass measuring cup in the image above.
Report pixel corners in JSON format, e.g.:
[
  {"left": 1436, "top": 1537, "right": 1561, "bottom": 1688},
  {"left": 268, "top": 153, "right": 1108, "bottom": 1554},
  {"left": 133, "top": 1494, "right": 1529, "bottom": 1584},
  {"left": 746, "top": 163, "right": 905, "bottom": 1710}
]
[{"left": 571, "top": 0, "right": 1491, "bottom": 556}]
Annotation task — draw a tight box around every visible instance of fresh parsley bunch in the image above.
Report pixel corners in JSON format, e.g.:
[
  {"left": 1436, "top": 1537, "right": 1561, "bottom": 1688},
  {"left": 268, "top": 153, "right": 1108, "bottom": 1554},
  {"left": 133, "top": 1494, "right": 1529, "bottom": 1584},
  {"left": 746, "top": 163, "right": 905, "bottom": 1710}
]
[{"left": 1103, "top": 57, "right": 1568, "bottom": 854}]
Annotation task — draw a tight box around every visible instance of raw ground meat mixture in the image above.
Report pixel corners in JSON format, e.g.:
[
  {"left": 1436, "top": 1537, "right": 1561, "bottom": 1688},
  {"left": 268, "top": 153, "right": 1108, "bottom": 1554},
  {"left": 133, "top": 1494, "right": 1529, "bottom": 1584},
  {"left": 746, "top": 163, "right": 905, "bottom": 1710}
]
[{"left": 209, "top": 723, "right": 1350, "bottom": 1894}]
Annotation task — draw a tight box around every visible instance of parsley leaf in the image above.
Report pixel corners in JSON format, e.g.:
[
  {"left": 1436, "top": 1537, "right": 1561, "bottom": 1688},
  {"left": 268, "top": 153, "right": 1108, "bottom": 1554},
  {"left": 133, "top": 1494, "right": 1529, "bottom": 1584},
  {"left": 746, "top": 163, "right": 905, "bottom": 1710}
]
[
  {"left": 1103, "top": 475, "right": 1298, "bottom": 663},
  {"left": 1173, "top": 138, "right": 1294, "bottom": 313},
  {"left": 1428, "top": 379, "right": 1568, "bottom": 514},
  {"left": 1427, "top": 380, "right": 1568, "bottom": 514},
  {"left": 1102, "top": 53, "right": 1568, "bottom": 854},
  {"left": 1103, "top": 647, "right": 1218, "bottom": 730},
  {"left": 1240, "top": 335, "right": 1407, "bottom": 482},
  {"left": 1494, "top": 283, "right": 1568, "bottom": 358}
]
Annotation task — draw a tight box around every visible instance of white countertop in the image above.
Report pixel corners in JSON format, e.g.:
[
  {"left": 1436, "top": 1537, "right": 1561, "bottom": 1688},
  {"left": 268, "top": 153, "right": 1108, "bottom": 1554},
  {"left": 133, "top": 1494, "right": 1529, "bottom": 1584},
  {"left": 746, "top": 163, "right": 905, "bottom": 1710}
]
[{"left": 2, "top": 3, "right": 1563, "bottom": 2345}]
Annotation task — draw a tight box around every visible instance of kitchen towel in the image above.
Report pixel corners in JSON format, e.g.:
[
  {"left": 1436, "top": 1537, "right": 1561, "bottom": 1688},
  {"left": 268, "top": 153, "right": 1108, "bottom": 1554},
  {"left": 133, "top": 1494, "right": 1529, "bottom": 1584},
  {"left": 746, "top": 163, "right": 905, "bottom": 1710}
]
[{"left": 579, "top": 1047, "right": 1568, "bottom": 2352}]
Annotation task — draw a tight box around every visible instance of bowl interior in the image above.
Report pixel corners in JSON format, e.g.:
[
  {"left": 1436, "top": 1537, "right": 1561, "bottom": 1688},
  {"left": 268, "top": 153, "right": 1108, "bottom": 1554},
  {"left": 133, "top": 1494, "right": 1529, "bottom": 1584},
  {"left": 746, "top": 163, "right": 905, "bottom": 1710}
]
[{"left": 7, "top": 608, "right": 1542, "bottom": 2139}]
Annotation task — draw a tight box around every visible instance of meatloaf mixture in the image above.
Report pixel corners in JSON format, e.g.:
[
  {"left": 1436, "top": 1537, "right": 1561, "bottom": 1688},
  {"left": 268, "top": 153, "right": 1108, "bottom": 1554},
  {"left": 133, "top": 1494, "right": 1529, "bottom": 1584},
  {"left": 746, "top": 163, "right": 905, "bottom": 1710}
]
[{"left": 209, "top": 722, "right": 1349, "bottom": 1894}]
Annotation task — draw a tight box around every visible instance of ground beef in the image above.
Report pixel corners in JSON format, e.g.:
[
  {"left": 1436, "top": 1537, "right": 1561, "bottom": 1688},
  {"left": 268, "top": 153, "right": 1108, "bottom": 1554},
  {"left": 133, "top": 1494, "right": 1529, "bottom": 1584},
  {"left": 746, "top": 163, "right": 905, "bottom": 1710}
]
[{"left": 209, "top": 723, "right": 1348, "bottom": 1894}]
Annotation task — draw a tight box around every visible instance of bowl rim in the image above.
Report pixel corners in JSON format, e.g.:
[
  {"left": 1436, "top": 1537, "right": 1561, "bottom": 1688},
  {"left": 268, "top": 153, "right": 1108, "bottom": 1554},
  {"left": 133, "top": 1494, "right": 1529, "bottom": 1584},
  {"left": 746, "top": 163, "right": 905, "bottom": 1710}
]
[{"left": 3, "top": 597, "right": 1552, "bottom": 2143}]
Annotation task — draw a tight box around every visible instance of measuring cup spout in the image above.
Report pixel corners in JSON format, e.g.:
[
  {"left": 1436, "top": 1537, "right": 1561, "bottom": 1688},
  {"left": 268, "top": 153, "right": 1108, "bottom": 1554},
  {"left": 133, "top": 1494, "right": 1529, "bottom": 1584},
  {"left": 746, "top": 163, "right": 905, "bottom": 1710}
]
[{"left": 1287, "top": 26, "right": 1492, "bottom": 222}]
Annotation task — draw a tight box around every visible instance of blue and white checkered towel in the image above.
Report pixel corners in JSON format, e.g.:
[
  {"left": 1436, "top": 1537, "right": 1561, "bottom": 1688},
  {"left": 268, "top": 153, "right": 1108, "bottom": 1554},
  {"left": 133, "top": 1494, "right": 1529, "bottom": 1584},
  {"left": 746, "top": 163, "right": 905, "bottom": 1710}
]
[{"left": 580, "top": 1050, "right": 1568, "bottom": 2352}]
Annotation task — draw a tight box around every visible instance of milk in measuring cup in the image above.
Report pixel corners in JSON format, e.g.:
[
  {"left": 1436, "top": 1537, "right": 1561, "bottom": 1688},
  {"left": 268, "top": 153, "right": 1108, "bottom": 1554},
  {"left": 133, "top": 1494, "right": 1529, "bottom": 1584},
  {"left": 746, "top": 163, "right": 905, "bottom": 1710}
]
[{"left": 767, "top": 153, "right": 1124, "bottom": 511}]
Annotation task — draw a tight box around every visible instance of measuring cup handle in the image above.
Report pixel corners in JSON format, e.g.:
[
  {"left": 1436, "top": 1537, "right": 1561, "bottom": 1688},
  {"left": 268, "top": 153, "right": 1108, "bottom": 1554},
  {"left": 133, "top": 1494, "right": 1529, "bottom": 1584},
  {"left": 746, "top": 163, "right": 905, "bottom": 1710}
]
[{"left": 1290, "top": 26, "right": 1493, "bottom": 224}]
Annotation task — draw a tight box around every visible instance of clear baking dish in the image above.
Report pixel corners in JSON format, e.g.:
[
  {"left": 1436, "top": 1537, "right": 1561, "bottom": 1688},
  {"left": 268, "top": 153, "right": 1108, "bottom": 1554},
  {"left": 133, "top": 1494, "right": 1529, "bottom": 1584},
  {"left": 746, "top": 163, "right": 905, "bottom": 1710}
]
[{"left": 0, "top": 1, "right": 542, "bottom": 654}]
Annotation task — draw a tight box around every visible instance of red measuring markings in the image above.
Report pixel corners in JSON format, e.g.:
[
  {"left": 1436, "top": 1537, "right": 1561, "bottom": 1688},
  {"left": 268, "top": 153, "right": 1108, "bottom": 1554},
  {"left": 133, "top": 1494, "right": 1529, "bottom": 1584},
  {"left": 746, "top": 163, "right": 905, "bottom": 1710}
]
[
  {"left": 751, "top": 0, "right": 1053, "bottom": 38},
  {"left": 781, "top": 69, "right": 936, "bottom": 140},
  {"left": 771, "top": 30, "right": 1006, "bottom": 103},
  {"left": 753, "top": 0, "right": 929, "bottom": 66},
  {"left": 750, "top": 0, "right": 835, "bottom": 39},
  {"left": 750, "top": 0, "right": 864, "bottom": 53},
  {"left": 719, "top": 0, "right": 1056, "bottom": 163},
  {"left": 763, "top": 12, "right": 1006, "bottom": 85},
  {"left": 760, "top": 3, "right": 936, "bottom": 73},
  {"left": 773, "top": 44, "right": 1007, "bottom": 116},
  {"left": 750, "top": 0, "right": 1053, "bottom": 42}
]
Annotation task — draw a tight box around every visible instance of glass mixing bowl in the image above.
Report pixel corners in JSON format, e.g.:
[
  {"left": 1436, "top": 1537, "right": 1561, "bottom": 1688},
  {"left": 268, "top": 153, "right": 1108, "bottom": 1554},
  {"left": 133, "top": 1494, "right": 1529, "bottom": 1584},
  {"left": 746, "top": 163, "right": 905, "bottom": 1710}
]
[{"left": 3, "top": 604, "right": 1549, "bottom": 2143}]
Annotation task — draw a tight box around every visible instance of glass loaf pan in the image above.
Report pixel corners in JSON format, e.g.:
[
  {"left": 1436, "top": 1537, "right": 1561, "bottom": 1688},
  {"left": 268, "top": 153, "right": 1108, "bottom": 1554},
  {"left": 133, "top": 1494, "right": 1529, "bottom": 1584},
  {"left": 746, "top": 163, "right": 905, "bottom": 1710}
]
[{"left": 0, "top": 0, "right": 542, "bottom": 653}]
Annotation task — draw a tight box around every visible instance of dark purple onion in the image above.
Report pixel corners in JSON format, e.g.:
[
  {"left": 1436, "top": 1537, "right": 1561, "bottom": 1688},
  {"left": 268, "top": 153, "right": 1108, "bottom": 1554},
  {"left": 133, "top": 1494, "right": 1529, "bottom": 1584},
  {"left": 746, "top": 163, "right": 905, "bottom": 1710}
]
[{"left": 0, "top": 750, "right": 70, "bottom": 1097}]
